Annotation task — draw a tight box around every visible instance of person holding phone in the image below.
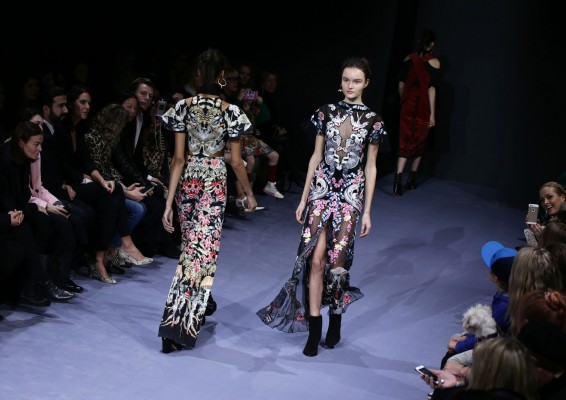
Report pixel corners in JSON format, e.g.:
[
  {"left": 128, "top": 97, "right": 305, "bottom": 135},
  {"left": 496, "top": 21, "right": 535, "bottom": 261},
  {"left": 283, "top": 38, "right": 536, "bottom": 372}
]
[
  {"left": 525, "top": 181, "right": 566, "bottom": 246},
  {"left": 158, "top": 48, "right": 257, "bottom": 353},
  {"left": 257, "top": 56, "right": 387, "bottom": 357}
]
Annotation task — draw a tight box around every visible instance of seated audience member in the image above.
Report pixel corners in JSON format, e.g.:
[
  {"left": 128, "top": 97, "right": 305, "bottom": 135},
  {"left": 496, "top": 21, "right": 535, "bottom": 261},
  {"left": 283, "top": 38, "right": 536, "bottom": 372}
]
[
  {"left": 540, "top": 220, "right": 566, "bottom": 247},
  {"left": 513, "top": 290, "right": 566, "bottom": 399},
  {"left": 507, "top": 246, "right": 563, "bottom": 335},
  {"left": 0, "top": 203, "right": 51, "bottom": 307},
  {"left": 526, "top": 181, "right": 566, "bottom": 246},
  {"left": 22, "top": 107, "right": 93, "bottom": 292},
  {"left": 79, "top": 103, "right": 152, "bottom": 283},
  {"left": 546, "top": 242, "right": 566, "bottom": 290},
  {"left": 438, "top": 241, "right": 514, "bottom": 370},
  {"left": 115, "top": 77, "right": 180, "bottom": 258},
  {"left": 421, "top": 337, "right": 538, "bottom": 400},
  {"left": 0, "top": 122, "right": 74, "bottom": 301}
]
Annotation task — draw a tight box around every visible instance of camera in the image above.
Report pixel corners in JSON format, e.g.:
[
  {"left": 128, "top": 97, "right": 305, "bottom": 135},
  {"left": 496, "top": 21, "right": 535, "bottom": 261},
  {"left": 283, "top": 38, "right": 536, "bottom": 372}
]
[
  {"left": 242, "top": 89, "right": 258, "bottom": 102},
  {"left": 155, "top": 99, "right": 168, "bottom": 117}
]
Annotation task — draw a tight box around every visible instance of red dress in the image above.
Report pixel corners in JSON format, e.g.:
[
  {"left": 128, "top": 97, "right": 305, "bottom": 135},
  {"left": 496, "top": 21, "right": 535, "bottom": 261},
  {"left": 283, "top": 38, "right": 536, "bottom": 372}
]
[{"left": 398, "top": 52, "right": 437, "bottom": 158}]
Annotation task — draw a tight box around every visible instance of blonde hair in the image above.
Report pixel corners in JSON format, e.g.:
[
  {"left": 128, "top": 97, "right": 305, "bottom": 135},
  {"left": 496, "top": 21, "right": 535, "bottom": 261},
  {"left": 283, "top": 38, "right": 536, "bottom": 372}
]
[
  {"left": 539, "top": 181, "right": 566, "bottom": 198},
  {"left": 507, "top": 247, "right": 562, "bottom": 334},
  {"left": 468, "top": 337, "right": 538, "bottom": 400}
]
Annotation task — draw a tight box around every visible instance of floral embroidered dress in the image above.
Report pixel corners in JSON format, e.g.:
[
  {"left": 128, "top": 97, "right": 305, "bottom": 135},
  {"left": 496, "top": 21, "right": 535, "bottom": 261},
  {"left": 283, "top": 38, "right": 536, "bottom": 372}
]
[
  {"left": 158, "top": 96, "right": 251, "bottom": 348},
  {"left": 257, "top": 101, "right": 386, "bottom": 333}
]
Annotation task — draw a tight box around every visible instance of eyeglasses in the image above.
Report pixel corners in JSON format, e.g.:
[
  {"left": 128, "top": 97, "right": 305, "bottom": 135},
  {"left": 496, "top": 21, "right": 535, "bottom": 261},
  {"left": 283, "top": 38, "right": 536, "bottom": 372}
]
[{"left": 226, "top": 77, "right": 239, "bottom": 82}]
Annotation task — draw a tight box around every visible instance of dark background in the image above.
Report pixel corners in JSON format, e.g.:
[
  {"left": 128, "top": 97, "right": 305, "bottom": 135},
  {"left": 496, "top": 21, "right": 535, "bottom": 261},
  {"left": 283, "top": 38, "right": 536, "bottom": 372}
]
[{"left": 1, "top": 0, "right": 563, "bottom": 209}]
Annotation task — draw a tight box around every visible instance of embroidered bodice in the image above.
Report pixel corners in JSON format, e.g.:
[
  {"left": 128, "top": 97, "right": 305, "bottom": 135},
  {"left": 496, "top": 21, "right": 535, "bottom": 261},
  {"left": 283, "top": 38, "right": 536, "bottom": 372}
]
[{"left": 161, "top": 96, "right": 251, "bottom": 157}]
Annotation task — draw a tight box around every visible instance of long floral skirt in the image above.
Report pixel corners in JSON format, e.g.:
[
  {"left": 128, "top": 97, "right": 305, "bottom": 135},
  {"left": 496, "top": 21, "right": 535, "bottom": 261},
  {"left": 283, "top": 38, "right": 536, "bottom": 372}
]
[
  {"left": 256, "top": 196, "right": 364, "bottom": 333},
  {"left": 158, "top": 156, "right": 226, "bottom": 348}
]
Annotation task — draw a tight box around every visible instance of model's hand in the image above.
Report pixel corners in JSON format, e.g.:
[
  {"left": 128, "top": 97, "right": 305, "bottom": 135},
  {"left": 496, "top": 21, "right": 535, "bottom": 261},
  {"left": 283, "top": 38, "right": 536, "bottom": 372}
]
[
  {"left": 244, "top": 195, "right": 257, "bottom": 213},
  {"left": 162, "top": 207, "right": 174, "bottom": 233},
  {"left": 359, "top": 214, "right": 371, "bottom": 237},
  {"left": 296, "top": 201, "right": 306, "bottom": 224}
]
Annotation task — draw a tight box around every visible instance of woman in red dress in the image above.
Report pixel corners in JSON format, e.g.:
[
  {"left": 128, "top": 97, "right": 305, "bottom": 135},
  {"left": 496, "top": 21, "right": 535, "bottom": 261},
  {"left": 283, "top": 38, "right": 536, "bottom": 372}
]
[{"left": 394, "top": 30, "right": 440, "bottom": 196}]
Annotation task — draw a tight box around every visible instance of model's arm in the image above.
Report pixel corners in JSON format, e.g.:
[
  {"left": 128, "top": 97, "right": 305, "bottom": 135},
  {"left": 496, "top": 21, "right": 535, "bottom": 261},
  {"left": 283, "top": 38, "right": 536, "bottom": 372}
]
[
  {"left": 398, "top": 81, "right": 405, "bottom": 99},
  {"left": 296, "top": 134, "right": 325, "bottom": 223},
  {"left": 428, "top": 58, "right": 440, "bottom": 126},
  {"left": 360, "top": 142, "right": 379, "bottom": 237},
  {"left": 428, "top": 86, "right": 436, "bottom": 126},
  {"left": 162, "top": 132, "right": 185, "bottom": 233}
]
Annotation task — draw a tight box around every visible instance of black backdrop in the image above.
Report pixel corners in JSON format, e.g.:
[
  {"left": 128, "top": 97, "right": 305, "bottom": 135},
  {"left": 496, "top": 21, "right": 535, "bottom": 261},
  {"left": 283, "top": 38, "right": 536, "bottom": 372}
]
[{"left": 2, "top": 0, "right": 563, "bottom": 208}]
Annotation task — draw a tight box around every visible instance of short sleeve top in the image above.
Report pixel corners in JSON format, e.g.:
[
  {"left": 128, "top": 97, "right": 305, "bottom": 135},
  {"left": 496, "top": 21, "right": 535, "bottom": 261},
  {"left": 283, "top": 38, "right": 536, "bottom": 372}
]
[{"left": 160, "top": 95, "right": 252, "bottom": 157}]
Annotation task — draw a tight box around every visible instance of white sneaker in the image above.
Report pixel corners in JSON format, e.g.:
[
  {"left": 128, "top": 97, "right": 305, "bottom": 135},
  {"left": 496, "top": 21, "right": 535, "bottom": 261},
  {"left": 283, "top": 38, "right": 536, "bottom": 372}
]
[{"left": 263, "top": 181, "right": 284, "bottom": 199}]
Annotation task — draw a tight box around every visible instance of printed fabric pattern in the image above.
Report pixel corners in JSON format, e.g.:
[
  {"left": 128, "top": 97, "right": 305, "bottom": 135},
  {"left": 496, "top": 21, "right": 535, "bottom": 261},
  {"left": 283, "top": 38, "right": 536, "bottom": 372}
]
[
  {"left": 158, "top": 96, "right": 251, "bottom": 347},
  {"left": 257, "top": 101, "right": 386, "bottom": 333}
]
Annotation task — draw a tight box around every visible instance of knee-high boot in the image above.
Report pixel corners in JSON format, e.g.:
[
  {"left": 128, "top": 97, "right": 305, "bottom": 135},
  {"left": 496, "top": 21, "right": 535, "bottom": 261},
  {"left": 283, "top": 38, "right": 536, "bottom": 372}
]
[
  {"left": 303, "top": 315, "right": 323, "bottom": 357},
  {"left": 393, "top": 173, "right": 403, "bottom": 196},
  {"left": 324, "top": 314, "right": 342, "bottom": 348}
]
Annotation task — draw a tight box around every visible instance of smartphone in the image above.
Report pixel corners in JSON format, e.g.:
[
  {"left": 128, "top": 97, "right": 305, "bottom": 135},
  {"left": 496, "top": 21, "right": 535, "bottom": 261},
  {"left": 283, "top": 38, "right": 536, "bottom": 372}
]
[
  {"left": 141, "top": 184, "right": 155, "bottom": 195},
  {"left": 415, "top": 365, "right": 439, "bottom": 384},
  {"left": 526, "top": 203, "right": 539, "bottom": 225},
  {"left": 155, "top": 99, "right": 168, "bottom": 117}
]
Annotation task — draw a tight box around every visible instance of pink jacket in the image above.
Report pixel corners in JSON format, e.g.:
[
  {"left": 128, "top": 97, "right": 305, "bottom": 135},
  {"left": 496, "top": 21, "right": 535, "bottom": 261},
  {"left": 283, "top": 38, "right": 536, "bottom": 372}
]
[{"left": 29, "top": 156, "right": 59, "bottom": 209}]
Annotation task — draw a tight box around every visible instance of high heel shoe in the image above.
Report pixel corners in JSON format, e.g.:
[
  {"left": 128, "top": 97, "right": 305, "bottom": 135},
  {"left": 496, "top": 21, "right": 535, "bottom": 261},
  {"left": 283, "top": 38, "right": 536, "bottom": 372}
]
[
  {"left": 406, "top": 171, "right": 417, "bottom": 190},
  {"left": 161, "top": 337, "right": 183, "bottom": 354},
  {"left": 393, "top": 173, "right": 403, "bottom": 196},
  {"left": 88, "top": 264, "right": 116, "bottom": 284},
  {"left": 118, "top": 248, "right": 153, "bottom": 266}
]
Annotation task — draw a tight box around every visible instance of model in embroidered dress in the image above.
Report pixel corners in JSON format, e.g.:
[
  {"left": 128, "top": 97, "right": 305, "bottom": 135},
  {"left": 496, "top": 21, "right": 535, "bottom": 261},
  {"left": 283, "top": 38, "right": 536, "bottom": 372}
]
[
  {"left": 158, "top": 49, "right": 257, "bottom": 353},
  {"left": 257, "top": 56, "right": 387, "bottom": 356}
]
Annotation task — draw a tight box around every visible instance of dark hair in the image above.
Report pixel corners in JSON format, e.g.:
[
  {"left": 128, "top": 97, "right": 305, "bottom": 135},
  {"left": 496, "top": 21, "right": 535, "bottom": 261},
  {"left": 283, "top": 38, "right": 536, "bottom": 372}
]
[
  {"left": 18, "top": 107, "right": 42, "bottom": 123},
  {"left": 114, "top": 89, "right": 137, "bottom": 105},
  {"left": 341, "top": 57, "right": 372, "bottom": 81},
  {"left": 66, "top": 84, "right": 90, "bottom": 112},
  {"left": 418, "top": 30, "right": 436, "bottom": 53},
  {"left": 10, "top": 121, "right": 43, "bottom": 164},
  {"left": 542, "top": 220, "right": 566, "bottom": 247},
  {"left": 195, "top": 48, "right": 228, "bottom": 96},
  {"left": 130, "top": 77, "right": 155, "bottom": 93},
  {"left": 40, "top": 86, "right": 66, "bottom": 108}
]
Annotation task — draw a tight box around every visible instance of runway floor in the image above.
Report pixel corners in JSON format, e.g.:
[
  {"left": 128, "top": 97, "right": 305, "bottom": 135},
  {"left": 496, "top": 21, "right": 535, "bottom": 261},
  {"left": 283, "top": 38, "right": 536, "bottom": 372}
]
[{"left": 0, "top": 173, "right": 526, "bottom": 400}]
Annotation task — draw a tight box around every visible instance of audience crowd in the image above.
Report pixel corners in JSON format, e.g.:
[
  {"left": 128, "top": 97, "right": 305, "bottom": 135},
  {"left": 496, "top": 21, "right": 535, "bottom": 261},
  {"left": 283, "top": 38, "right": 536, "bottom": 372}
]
[
  {"left": 0, "top": 51, "right": 299, "bottom": 310},
  {"left": 419, "top": 180, "right": 566, "bottom": 399}
]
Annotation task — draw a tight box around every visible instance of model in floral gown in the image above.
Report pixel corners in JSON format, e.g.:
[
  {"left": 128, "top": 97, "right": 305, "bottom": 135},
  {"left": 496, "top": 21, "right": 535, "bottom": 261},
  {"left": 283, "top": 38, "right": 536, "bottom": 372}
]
[
  {"left": 257, "top": 56, "right": 387, "bottom": 356},
  {"left": 158, "top": 48, "right": 257, "bottom": 352}
]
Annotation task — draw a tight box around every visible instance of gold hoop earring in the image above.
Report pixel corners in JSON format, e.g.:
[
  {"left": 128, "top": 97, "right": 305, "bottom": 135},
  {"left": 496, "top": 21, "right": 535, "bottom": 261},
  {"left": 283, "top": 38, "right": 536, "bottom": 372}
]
[{"left": 218, "top": 78, "right": 227, "bottom": 89}]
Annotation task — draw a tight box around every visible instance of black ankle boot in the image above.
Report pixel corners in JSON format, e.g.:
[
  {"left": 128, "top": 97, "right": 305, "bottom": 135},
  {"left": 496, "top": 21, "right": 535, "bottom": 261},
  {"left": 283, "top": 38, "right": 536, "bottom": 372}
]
[
  {"left": 393, "top": 173, "right": 403, "bottom": 196},
  {"left": 205, "top": 293, "right": 217, "bottom": 316},
  {"left": 303, "top": 315, "right": 323, "bottom": 357},
  {"left": 161, "top": 337, "right": 183, "bottom": 354},
  {"left": 324, "top": 314, "right": 342, "bottom": 349},
  {"left": 407, "top": 171, "right": 417, "bottom": 190}
]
